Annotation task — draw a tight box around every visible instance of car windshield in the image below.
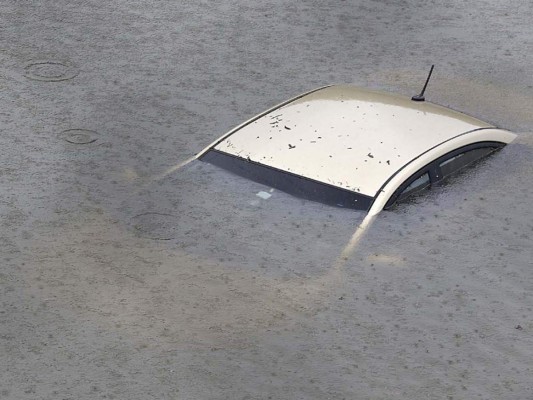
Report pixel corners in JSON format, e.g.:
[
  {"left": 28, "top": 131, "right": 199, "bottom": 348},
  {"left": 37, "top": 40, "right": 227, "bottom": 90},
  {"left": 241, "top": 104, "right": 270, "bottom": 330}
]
[{"left": 201, "top": 149, "right": 374, "bottom": 210}]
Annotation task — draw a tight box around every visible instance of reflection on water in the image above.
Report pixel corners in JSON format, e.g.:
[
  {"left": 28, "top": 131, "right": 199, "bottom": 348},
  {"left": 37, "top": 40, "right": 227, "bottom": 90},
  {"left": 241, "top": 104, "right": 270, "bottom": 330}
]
[{"left": 125, "top": 160, "right": 366, "bottom": 279}]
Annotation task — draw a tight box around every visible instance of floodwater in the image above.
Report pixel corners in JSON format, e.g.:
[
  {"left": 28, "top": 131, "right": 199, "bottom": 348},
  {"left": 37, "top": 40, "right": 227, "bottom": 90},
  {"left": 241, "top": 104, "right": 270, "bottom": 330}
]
[{"left": 1, "top": 1, "right": 532, "bottom": 399}]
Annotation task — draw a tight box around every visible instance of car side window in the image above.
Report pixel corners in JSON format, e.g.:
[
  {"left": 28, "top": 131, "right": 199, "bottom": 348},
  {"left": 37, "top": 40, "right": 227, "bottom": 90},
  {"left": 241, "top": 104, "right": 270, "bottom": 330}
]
[
  {"left": 439, "top": 147, "right": 497, "bottom": 179},
  {"left": 396, "top": 172, "right": 430, "bottom": 203},
  {"left": 385, "top": 143, "right": 504, "bottom": 210}
]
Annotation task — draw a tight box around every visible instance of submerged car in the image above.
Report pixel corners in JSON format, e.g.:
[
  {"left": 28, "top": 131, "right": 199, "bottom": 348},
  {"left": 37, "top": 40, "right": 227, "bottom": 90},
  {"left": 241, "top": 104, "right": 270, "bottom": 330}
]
[{"left": 197, "top": 85, "right": 516, "bottom": 215}]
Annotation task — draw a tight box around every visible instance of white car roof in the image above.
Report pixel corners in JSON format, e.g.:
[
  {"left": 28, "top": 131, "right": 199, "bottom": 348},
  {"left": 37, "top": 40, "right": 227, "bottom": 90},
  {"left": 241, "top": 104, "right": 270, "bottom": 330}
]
[
  {"left": 206, "top": 85, "right": 496, "bottom": 197},
  {"left": 199, "top": 85, "right": 516, "bottom": 213}
]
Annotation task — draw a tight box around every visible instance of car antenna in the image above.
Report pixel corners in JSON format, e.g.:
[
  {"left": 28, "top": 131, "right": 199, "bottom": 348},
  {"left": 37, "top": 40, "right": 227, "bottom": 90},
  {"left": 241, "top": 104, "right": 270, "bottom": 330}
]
[{"left": 411, "top": 65, "right": 434, "bottom": 102}]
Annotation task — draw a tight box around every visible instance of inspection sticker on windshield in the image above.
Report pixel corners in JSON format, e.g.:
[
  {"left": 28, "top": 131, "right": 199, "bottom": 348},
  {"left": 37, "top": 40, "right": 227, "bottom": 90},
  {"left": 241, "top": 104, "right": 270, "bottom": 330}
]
[{"left": 256, "top": 191, "right": 272, "bottom": 200}]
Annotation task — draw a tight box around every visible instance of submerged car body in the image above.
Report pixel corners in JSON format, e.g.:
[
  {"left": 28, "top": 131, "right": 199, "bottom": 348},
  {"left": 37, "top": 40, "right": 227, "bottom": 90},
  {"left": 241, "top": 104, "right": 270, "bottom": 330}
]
[{"left": 198, "top": 85, "right": 516, "bottom": 215}]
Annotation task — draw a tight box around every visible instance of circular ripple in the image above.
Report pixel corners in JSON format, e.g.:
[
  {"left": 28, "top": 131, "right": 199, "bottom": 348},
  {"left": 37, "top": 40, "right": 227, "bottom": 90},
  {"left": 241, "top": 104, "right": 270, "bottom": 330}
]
[
  {"left": 24, "top": 60, "right": 79, "bottom": 82},
  {"left": 131, "top": 212, "right": 179, "bottom": 240},
  {"left": 61, "top": 129, "right": 98, "bottom": 145}
]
